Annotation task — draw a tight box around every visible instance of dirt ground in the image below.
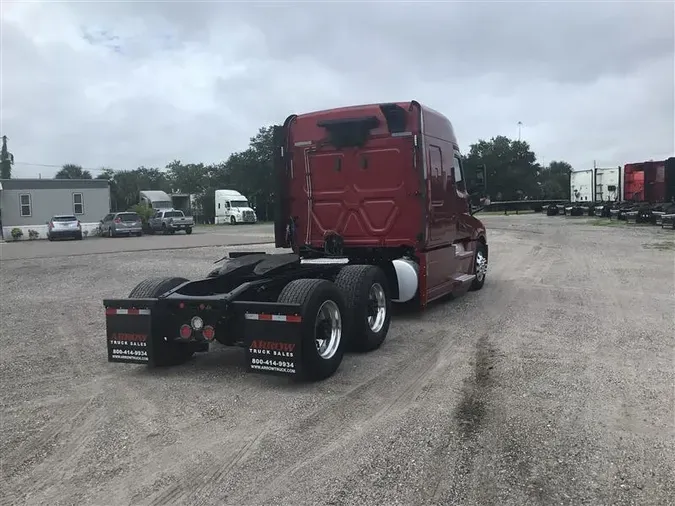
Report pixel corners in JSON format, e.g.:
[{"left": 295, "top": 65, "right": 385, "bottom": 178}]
[{"left": 1, "top": 215, "right": 673, "bottom": 506}]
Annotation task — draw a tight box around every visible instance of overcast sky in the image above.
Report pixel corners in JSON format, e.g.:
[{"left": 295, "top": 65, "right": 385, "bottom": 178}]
[{"left": 2, "top": 1, "right": 674, "bottom": 178}]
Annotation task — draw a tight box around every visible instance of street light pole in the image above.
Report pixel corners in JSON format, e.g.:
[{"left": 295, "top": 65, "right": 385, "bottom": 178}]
[{"left": 517, "top": 121, "right": 523, "bottom": 142}]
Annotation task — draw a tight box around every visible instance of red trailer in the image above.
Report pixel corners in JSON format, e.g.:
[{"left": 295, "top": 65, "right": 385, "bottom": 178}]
[
  {"left": 621, "top": 159, "right": 675, "bottom": 224},
  {"left": 623, "top": 160, "right": 670, "bottom": 203}
]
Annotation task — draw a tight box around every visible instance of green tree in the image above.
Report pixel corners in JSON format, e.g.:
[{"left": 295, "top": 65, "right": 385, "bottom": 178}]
[
  {"left": 95, "top": 167, "right": 116, "bottom": 180},
  {"left": 462, "top": 136, "right": 540, "bottom": 201},
  {"left": 196, "top": 162, "right": 230, "bottom": 223},
  {"left": 0, "top": 135, "right": 14, "bottom": 179},
  {"left": 95, "top": 168, "right": 120, "bottom": 210},
  {"left": 104, "top": 167, "right": 170, "bottom": 211},
  {"left": 55, "top": 163, "right": 92, "bottom": 179},
  {"left": 225, "top": 125, "right": 279, "bottom": 220},
  {"left": 540, "top": 160, "right": 573, "bottom": 199},
  {"left": 132, "top": 166, "right": 171, "bottom": 192},
  {"left": 165, "top": 160, "right": 208, "bottom": 195}
]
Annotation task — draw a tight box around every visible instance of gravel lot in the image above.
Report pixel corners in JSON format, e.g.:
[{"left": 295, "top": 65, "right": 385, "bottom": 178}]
[{"left": 1, "top": 215, "right": 673, "bottom": 506}]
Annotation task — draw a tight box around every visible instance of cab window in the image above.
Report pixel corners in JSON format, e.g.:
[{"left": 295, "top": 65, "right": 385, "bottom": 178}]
[{"left": 453, "top": 154, "right": 466, "bottom": 192}]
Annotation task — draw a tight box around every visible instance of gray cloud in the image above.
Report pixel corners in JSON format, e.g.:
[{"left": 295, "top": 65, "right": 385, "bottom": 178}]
[{"left": 2, "top": 1, "right": 673, "bottom": 178}]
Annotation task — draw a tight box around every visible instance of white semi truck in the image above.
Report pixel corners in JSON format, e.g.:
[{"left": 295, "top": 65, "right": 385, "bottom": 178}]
[{"left": 214, "top": 189, "right": 257, "bottom": 225}]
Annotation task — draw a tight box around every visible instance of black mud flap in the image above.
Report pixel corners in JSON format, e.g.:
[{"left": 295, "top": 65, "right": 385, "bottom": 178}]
[
  {"left": 233, "top": 301, "right": 304, "bottom": 377},
  {"left": 104, "top": 298, "right": 159, "bottom": 366}
]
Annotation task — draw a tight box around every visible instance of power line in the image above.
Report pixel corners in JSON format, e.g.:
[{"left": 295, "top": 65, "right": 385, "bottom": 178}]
[{"left": 12, "top": 161, "right": 111, "bottom": 171}]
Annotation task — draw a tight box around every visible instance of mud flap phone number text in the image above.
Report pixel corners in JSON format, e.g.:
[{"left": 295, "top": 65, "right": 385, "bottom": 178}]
[
  {"left": 250, "top": 358, "right": 294, "bottom": 369},
  {"left": 112, "top": 349, "right": 148, "bottom": 357}
]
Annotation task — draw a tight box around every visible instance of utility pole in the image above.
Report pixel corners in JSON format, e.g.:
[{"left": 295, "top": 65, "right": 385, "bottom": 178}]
[
  {"left": 517, "top": 121, "right": 523, "bottom": 142},
  {"left": 0, "top": 135, "right": 14, "bottom": 179}
]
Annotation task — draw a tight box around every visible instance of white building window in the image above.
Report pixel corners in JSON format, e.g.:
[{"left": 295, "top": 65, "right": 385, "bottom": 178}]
[
  {"left": 20, "top": 193, "right": 32, "bottom": 217},
  {"left": 73, "top": 193, "right": 84, "bottom": 215}
]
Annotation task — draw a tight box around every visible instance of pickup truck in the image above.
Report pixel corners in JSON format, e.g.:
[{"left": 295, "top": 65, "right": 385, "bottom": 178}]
[{"left": 148, "top": 209, "right": 194, "bottom": 235}]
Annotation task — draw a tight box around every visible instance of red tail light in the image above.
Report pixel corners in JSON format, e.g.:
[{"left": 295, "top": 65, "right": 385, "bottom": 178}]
[
  {"left": 202, "top": 326, "right": 215, "bottom": 341},
  {"left": 179, "top": 324, "right": 192, "bottom": 339},
  {"left": 77, "top": 220, "right": 81, "bottom": 228}
]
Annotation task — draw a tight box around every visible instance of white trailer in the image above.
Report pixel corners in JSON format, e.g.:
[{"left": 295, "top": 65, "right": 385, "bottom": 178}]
[
  {"left": 570, "top": 170, "right": 594, "bottom": 202},
  {"left": 214, "top": 189, "right": 257, "bottom": 225},
  {"left": 139, "top": 190, "right": 174, "bottom": 210},
  {"left": 594, "top": 167, "right": 623, "bottom": 202}
]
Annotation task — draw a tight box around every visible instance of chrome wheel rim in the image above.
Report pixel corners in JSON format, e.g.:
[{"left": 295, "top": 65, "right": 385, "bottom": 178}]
[
  {"left": 367, "top": 283, "right": 387, "bottom": 333},
  {"left": 314, "top": 300, "right": 342, "bottom": 359},
  {"left": 475, "top": 250, "right": 488, "bottom": 282}
]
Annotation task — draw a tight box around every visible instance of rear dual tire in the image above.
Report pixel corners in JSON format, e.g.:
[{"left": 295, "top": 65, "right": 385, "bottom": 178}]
[
  {"left": 277, "top": 279, "right": 347, "bottom": 382},
  {"left": 275, "top": 266, "right": 393, "bottom": 381},
  {"left": 333, "top": 265, "right": 392, "bottom": 353}
]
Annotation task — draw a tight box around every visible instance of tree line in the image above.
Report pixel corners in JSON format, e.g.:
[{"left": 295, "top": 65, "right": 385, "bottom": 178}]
[{"left": 50, "top": 125, "right": 573, "bottom": 222}]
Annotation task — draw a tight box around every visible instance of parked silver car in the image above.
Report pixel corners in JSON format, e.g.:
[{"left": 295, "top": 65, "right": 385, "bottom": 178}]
[
  {"left": 99, "top": 212, "right": 143, "bottom": 238},
  {"left": 47, "top": 215, "right": 83, "bottom": 241}
]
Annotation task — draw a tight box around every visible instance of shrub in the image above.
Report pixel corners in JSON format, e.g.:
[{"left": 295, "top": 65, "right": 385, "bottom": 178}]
[
  {"left": 11, "top": 228, "right": 23, "bottom": 240},
  {"left": 28, "top": 229, "right": 39, "bottom": 240},
  {"left": 129, "top": 204, "right": 153, "bottom": 225}
]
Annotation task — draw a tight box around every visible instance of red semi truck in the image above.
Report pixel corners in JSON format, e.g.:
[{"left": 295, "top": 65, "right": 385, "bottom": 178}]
[{"left": 103, "top": 101, "right": 489, "bottom": 381}]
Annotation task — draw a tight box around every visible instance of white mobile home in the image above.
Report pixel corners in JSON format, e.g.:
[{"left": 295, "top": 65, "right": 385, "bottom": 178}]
[{"left": 0, "top": 178, "right": 110, "bottom": 239}]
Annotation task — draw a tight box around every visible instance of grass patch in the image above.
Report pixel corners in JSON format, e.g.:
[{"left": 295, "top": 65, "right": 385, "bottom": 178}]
[
  {"left": 587, "top": 219, "right": 627, "bottom": 227},
  {"left": 479, "top": 210, "right": 537, "bottom": 216},
  {"left": 643, "top": 240, "right": 675, "bottom": 251}
]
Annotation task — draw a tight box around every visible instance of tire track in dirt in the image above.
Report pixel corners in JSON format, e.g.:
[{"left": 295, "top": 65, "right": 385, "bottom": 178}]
[
  {"left": 2, "top": 391, "right": 104, "bottom": 505},
  {"left": 12, "top": 401, "right": 108, "bottom": 505},
  {"left": 245, "top": 285, "right": 515, "bottom": 505},
  {"left": 427, "top": 290, "right": 512, "bottom": 505},
  {"left": 426, "top": 230, "right": 551, "bottom": 504},
  {"left": 2, "top": 393, "right": 100, "bottom": 482},
  {"left": 253, "top": 344, "right": 452, "bottom": 497},
  {"left": 144, "top": 307, "right": 476, "bottom": 506},
  {"left": 144, "top": 422, "right": 273, "bottom": 506},
  {"left": 2, "top": 317, "right": 111, "bottom": 497}
]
